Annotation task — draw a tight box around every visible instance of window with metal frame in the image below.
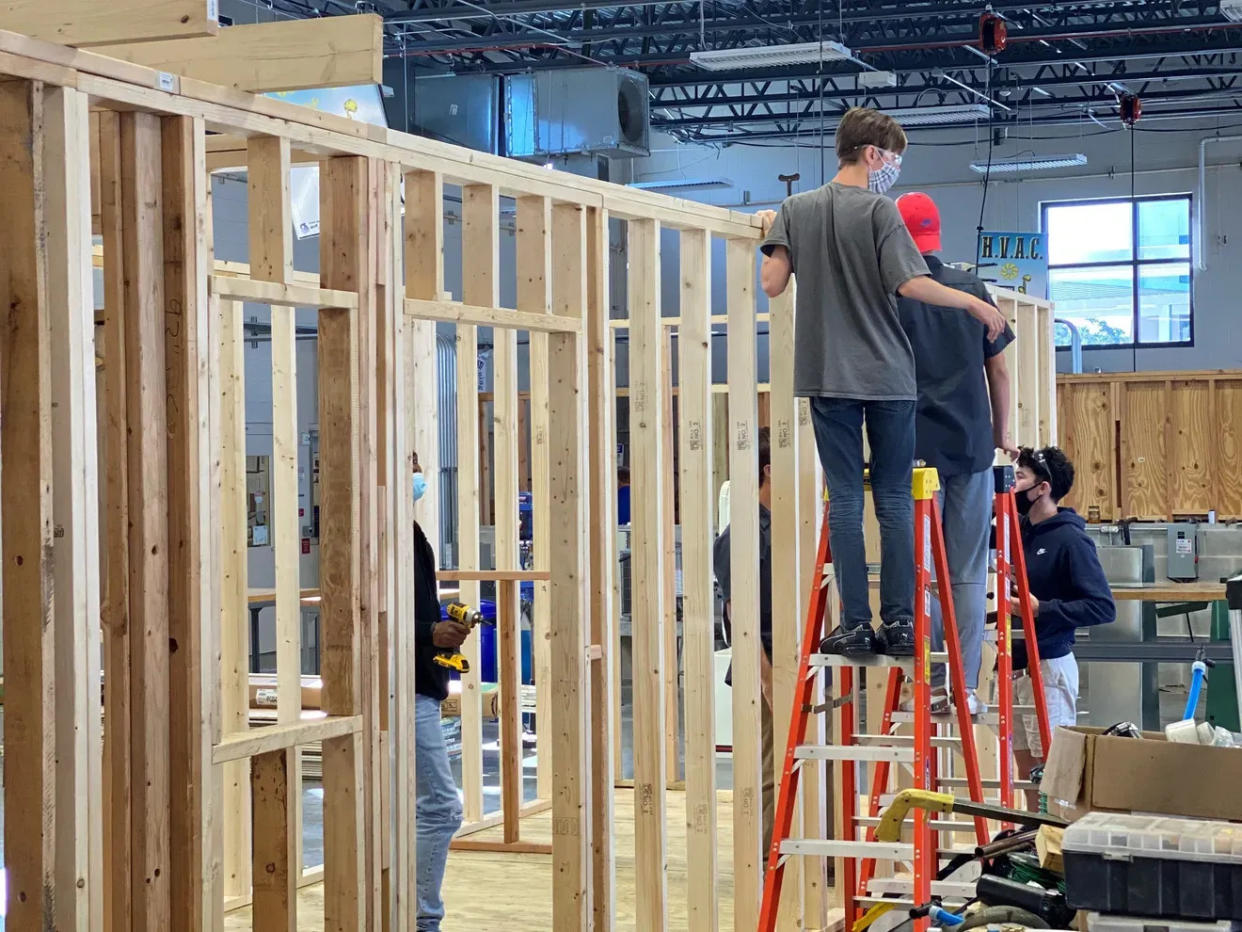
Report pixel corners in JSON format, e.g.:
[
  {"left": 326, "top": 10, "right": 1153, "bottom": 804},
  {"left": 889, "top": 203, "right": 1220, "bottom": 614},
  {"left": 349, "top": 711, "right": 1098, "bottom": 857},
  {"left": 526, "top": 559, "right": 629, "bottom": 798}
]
[{"left": 1042, "top": 194, "right": 1193, "bottom": 348}]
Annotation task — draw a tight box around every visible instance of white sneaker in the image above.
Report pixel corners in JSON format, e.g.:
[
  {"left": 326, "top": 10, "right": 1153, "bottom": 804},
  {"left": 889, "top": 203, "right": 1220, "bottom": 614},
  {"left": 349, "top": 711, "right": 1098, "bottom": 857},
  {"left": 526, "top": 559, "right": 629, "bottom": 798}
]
[{"left": 961, "top": 689, "right": 985, "bottom": 716}]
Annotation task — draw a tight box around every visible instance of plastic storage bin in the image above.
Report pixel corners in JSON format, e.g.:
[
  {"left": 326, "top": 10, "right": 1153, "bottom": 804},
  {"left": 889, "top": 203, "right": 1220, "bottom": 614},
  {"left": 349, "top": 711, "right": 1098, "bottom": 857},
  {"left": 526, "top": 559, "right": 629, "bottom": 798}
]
[{"left": 1063, "top": 812, "right": 1242, "bottom": 920}]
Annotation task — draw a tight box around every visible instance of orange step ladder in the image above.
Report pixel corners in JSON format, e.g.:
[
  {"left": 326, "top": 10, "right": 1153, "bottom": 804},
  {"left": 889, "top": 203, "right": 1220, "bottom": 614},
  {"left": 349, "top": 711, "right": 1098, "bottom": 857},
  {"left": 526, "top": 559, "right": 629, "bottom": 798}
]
[{"left": 758, "top": 465, "right": 1052, "bottom": 931}]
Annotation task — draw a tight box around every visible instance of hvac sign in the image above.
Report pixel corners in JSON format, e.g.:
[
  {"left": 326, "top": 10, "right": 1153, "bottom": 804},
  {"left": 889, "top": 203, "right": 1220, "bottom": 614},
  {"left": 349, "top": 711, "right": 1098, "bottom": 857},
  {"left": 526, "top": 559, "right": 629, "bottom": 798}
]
[{"left": 976, "top": 231, "right": 1047, "bottom": 299}]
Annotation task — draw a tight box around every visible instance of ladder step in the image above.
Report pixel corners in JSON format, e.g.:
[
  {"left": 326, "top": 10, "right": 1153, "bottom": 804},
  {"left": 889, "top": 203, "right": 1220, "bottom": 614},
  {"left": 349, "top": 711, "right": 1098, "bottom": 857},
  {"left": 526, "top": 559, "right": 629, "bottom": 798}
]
[
  {"left": 868, "top": 878, "right": 979, "bottom": 899},
  {"left": 780, "top": 838, "right": 914, "bottom": 860},
  {"left": 779, "top": 838, "right": 973, "bottom": 861},
  {"left": 889, "top": 705, "right": 1035, "bottom": 725},
  {"left": 938, "top": 777, "right": 1038, "bottom": 791},
  {"left": 794, "top": 744, "right": 912, "bottom": 763},
  {"left": 809, "top": 651, "right": 949, "bottom": 670},
  {"left": 855, "top": 733, "right": 961, "bottom": 749},
  {"left": 877, "top": 791, "right": 1035, "bottom": 808},
  {"left": 855, "top": 816, "right": 977, "bottom": 832}
]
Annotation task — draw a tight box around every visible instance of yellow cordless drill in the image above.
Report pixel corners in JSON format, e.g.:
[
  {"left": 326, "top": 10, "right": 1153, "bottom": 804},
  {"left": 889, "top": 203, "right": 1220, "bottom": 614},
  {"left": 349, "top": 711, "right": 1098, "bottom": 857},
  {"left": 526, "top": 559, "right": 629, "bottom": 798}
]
[{"left": 433, "top": 602, "right": 492, "bottom": 674}]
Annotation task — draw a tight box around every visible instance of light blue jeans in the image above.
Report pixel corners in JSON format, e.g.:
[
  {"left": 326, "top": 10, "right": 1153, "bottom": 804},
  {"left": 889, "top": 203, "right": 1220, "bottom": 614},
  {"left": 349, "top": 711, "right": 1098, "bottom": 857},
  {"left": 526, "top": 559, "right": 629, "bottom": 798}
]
[
  {"left": 929, "top": 468, "right": 993, "bottom": 690},
  {"left": 416, "top": 692, "right": 463, "bottom": 931}
]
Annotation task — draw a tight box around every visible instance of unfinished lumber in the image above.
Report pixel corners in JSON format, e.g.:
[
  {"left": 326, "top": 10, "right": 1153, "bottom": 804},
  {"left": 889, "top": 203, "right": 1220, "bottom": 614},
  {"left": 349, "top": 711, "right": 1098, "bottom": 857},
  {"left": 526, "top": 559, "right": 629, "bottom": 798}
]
[
  {"left": 627, "top": 217, "right": 669, "bottom": 930},
  {"left": 677, "top": 228, "right": 719, "bottom": 930},
  {"left": 404, "top": 298, "right": 581, "bottom": 332},
  {"left": 251, "top": 750, "right": 298, "bottom": 932},
  {"left": 97, "top": 107, "right": 135, "bottom": 932},
  {"left": 248, "top": 132, "right": 304, "bottom": 921},
  {"left": 162, "top": 112, "right": 212, "bottom": 932},
  {"left": 0, "top": 77, "right": 57, "bottom": 931},
  {"left": 211, "top": 275, "right": 358, "bottom": 310},
  {"left": 120, "top": 109, "right": 173, "bottom": 931},
  {"left": 767, "top": 281, "right": 805, "bottom": 928},
  {"left": 585, "top": 205, "right": 618, "bottom": 931},
  {"left": 660, "top": 330, "right": 680, "bottom": 786},
  {"left": 94, "top": 14, "right": 382, "bottom": 93},
  {"left": 517, "top": 194, "right": 554, "bottom": 802},
  {"left": 218, "top": 292, "right": 253, "bottom": 904},
  {"left": 548, "top": 201, "right": 591, "bottom": 927},
  {"left": 0, "top": 0, "right": 218, "bottom": 47},
  {"left": 43, "top": 82, "right": 105, "bottom": 932},
  {"left": 492, "top": 193, "right": 525, "bottom": 840},
  {"left": 459, "top": 183, "right": 496, "bottom": 825},
  {"left": 319, "top": 154, "right": 369, "bottom": 932},
  {"left": 214, "top": 716, "right": 363, "bottom": 764},
  {"left": 726, "top": 236, "right": 764, "bottom": 929}
]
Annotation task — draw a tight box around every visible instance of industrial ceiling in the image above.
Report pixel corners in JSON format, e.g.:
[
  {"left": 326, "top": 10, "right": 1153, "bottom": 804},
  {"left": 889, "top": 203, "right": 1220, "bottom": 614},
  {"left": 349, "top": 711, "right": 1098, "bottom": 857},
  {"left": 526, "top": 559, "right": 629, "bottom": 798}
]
[{"left": 257, "top": 2, "right": 1242, "bottom": 141}]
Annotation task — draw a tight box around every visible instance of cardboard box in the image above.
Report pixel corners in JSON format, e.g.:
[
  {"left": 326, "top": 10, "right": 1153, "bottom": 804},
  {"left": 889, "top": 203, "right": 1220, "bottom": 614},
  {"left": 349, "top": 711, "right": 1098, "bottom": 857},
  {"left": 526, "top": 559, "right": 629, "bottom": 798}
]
[
  {"left": 1041, "top": 725, "right": 1242, "bottom": 822},
  {"left": 440, "top": 685, "right": 500, "bottom": 720}
]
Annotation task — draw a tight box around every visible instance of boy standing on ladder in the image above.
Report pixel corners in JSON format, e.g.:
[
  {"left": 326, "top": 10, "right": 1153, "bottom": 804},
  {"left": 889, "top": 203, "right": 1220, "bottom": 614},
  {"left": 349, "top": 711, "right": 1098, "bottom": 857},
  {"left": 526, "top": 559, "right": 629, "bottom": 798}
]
[
  {"left": 1011, "top": 446, "right": 1115, "bottom": 807},
  {"left": 758, "top": 108, "right": 1005, "bottom": 657},
  {"left": 895, "top": 191, "right": 1018, "bottom": 713}
]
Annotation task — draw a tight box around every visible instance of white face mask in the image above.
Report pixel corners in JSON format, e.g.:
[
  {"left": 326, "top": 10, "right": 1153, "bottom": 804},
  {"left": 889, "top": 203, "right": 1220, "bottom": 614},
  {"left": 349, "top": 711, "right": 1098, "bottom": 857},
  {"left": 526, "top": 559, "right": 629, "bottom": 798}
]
[{"left": 868, "top": 159, "right": 902, "bottom": 195}]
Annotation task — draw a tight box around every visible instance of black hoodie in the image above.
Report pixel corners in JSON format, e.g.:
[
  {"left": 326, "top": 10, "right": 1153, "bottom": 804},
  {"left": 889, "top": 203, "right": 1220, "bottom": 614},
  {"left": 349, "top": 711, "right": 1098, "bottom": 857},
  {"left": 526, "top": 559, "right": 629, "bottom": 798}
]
[
  {"left": 414, "top": 520, "right": 451, "bottom": 702},
  {"left": 1013, "top": 507, "right": 1115, "bottom": 669}
]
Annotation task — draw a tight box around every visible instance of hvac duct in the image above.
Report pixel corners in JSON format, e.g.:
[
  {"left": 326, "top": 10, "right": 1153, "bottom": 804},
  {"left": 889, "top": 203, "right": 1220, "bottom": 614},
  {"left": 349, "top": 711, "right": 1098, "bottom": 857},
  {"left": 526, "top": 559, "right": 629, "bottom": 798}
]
[{"left": 505, "top": 66, "right": 650, "bottom": 159}]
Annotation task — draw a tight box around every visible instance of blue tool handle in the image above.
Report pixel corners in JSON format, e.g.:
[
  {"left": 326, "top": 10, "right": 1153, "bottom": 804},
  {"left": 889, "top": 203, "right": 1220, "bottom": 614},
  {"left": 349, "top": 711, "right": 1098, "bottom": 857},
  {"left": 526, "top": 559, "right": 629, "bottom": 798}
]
[
  {"left": 1184, "top": 660, "right": 1207, "bottom": 721},
  {"left": 928, "top": 906, "right": 964, "bottom": 927}
]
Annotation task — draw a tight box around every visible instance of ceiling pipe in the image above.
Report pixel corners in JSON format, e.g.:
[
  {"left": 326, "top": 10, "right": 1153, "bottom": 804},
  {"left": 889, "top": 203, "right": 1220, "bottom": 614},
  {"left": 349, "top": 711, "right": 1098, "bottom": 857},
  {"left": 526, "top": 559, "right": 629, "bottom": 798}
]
[
  {"left": 391, "top": 17, "right": 1242, "bottom": 63},
  {"left": 1197, "top": 134, "right": 1242, "bottom": 271}
]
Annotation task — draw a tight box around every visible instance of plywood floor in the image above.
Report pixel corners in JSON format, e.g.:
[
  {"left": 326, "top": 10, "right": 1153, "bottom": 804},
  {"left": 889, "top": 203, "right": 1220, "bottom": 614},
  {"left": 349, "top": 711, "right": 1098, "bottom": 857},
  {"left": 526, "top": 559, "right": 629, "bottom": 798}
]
[{"left": 225, "top": 788, "right": 840, "bottom": 931}]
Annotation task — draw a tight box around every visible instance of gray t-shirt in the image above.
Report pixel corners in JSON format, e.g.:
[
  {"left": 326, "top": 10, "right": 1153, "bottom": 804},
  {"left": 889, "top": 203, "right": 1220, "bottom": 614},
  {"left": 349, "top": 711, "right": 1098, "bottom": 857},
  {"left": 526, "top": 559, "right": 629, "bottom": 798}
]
[{"left": 762, "top": 182, "right": 929, "bottom": 400}]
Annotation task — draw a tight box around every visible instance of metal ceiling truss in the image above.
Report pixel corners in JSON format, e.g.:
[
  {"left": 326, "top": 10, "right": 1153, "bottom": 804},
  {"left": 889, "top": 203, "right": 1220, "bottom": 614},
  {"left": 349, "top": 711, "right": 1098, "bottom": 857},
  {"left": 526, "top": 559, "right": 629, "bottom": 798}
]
[{"left": 270, "top": 1, "right": 1242, "bottom": 136}]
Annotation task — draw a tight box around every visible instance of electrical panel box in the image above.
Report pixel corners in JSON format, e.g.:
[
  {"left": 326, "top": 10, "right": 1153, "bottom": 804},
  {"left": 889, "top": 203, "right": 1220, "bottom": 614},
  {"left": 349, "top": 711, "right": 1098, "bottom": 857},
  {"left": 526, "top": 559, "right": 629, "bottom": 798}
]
[{"left": 1167, "top": 523, "right": 1199, "bottom": 580}]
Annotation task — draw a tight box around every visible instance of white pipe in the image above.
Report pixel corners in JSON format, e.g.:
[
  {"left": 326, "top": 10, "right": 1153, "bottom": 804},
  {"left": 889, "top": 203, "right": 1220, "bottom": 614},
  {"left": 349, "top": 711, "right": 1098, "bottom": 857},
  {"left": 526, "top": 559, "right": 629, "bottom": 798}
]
[{"left": 1198, "top": 134, "right": 1242, "bottom": 272}]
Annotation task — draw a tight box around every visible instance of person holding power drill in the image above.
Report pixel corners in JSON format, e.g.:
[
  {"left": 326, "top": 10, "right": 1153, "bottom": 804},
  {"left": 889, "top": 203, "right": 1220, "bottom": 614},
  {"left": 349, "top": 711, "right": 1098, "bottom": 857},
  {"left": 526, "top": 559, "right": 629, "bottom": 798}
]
[{"left": 412, "top": 451, "right": 472, "bottom": 931}]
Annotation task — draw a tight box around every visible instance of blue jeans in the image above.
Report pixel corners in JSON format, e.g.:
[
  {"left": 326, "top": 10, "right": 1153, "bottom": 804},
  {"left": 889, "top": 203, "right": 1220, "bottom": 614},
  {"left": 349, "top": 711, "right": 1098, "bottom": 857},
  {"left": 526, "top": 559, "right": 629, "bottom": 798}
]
[
  {"left": 416, "top": 692, "right": 463, "bottom": 931},
  {"left": 809, "top": 398, "right": 915, "bottom": 629},
  {"left": 929, "top": 469, "right": 993, "bottom": 690}
]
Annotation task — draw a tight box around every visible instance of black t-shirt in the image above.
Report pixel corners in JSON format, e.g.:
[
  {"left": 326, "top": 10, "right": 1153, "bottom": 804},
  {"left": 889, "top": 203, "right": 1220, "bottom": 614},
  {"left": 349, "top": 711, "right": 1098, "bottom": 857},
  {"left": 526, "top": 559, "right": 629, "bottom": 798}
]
[
  {"left": 413, "top": 520, "right": 450, "bottom": 702},
  {"left": 897, "top": 255, "right": 1015, "bottom": 477}
]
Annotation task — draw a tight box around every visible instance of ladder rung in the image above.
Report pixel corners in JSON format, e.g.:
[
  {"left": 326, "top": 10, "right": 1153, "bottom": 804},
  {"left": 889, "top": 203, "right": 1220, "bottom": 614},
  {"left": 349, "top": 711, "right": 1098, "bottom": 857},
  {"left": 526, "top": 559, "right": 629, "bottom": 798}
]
[
  {"left": 809, "top": 651, "right": 949, "bottom": 670},
  {"left": 888, "top": 705, "right": 1036, "bottom": 725},
  {"left": 780, "top": 838, "right": 913, "bottom": 860},
  {"left": 868, "top": 878, "right": 979, "bottom": 898},
  {"left": 794, "top": 744, "right": 912, "bottom": 763},
  {"left": 855, "top": 733, "right": 961, "bottom": 749},
  {"left": 878, "top": 792, "right": 1035, "bottom": 808},
  {"left": 938, "top": 777, "right": 1038, "bottom": 791},
  {"left": 855, "top": 816, "right": 977, "bottom": 832}
]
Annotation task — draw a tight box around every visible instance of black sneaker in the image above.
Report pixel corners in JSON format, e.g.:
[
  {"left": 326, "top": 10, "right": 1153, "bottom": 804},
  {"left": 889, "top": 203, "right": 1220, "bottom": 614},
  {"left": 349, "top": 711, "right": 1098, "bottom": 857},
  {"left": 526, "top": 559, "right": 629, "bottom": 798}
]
[
  {"left": 875, "top": 619, "right": 916, "bottom": 657},
  {"left": 819, "top": 624, "right": 876, "bottom": 656}
]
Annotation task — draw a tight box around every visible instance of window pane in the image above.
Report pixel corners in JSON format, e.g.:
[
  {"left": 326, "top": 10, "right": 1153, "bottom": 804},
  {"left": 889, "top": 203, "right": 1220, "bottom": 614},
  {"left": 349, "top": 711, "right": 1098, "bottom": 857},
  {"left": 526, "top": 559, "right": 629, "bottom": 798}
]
[
  {"left": 1138, "top": 198, "right": 1191, "bottom": 260},
  {"left": 1049, "top": 265, "right": 1134, "bottom": 345},
  {"left": 1138, "top": 261, "right": 1191, "bottom": 343},
  {"left": 1046, "top": 201, "right": 1133, "bottom": 264}
]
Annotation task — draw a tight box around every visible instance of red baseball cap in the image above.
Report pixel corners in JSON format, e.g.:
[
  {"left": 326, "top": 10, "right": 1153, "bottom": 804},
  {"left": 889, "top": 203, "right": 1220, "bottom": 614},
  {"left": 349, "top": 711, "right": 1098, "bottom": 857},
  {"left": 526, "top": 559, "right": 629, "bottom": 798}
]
[{"left": 896, "top": 191, "right": 941, "bottom": 254}]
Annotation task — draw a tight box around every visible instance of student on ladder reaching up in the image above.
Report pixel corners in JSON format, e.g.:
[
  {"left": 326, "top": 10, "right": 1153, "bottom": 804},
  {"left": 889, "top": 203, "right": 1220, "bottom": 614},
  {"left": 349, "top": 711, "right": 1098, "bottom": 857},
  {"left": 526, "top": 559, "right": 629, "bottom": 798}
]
[
  {"left": 1012, "top": 445, "right": 1115, "bottom": 808},
  {"left": 757, "top": 107, "right": 1006, "bottom": 657},
  {"left": 894, "top": 191, "right": 1018, "bottom": 714}
]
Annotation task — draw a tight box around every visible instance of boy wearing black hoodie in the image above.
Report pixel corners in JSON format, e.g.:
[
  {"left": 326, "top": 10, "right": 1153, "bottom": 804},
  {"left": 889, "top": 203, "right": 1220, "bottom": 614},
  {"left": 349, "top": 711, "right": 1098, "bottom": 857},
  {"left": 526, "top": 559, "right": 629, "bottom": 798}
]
[{"left": 1011, "top": 446, "right": 1115, "bottom": 807}]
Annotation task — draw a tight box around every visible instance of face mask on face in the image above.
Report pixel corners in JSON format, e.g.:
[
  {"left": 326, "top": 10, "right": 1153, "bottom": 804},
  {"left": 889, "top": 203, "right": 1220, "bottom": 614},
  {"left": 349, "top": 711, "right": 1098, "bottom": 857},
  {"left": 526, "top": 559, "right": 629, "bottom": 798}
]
[
  {"left": 412, "top": 472, "right": 428, "bottom": 502},
  {"left": 868, "top": 160, "right": 901, "bottom": 194},
  {"left": 1014, "top": 485, "right": 1039, "bottom": 517}
]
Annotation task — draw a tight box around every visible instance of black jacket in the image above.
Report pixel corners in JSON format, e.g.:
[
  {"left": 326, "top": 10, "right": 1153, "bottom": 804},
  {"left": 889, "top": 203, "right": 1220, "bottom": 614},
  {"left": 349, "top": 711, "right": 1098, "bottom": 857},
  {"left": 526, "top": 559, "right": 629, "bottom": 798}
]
[
  {"left": 1013, "top": 507, "right": 1115, "bottom": 669},
  {"left": 414, "top": 520, "right": 450, "bottom": 702}
]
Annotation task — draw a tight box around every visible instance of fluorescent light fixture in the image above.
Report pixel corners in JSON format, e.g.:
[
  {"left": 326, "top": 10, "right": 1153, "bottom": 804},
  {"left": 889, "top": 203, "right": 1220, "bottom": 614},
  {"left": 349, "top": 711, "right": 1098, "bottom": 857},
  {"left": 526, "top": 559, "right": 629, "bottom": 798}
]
[
  {"left": 970, "top": 152, "right": 1088, "bottom": 173},
  {"left": 882, "top": 103, "right": 990, "bottom": 125},
  {"left": 629, "top": 176, "right": 733, "bottom": 192},
  {"left": 690, "top": 40, "right": 854, "bottom": 71},
  {"left": 858, "top": 70, "right": 898, "bottom": 88}
]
